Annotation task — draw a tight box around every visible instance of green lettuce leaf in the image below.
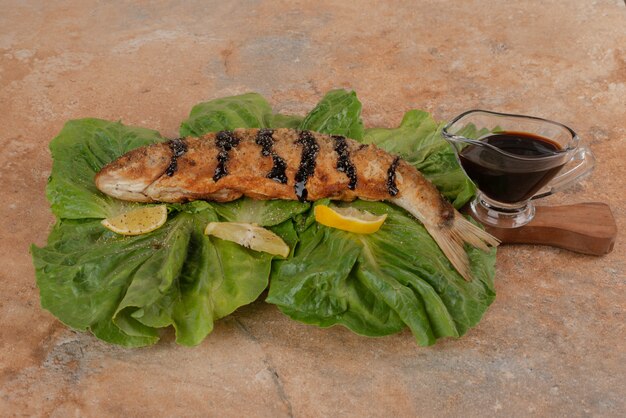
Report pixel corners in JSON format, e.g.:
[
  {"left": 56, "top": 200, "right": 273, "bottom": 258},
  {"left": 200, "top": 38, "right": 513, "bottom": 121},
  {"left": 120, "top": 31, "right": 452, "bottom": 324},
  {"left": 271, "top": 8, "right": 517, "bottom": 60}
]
[
  {"left": 32, "top": 218, "right": 162, "bottom": 347},
  {"left": 212, "top": 198, "right": 309, "bottom": 226},
  {"left": 268, "top": 114, "right": 304, "bottom": 129},
  {"left": 267, "top": 201, "right": 496, "bottom": 345},
  {"left": 299, "top": 89, "right": 365, "bottom": 139},
  {"left": 267, "top": 209, "right": 406, "bottom": 337},
  {"left": 179, "top": 93, "right": 272, "bottom": 137},
  {"left": 32, "top": 204, "right": 273, "bottom": 347}
]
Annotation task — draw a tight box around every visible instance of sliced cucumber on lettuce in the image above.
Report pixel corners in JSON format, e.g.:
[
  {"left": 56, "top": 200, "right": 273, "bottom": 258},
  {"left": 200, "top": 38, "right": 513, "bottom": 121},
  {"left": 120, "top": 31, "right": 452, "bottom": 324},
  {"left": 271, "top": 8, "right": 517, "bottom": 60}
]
[{"left": 32, "top": 89, "right": 496, "bottom": 347}]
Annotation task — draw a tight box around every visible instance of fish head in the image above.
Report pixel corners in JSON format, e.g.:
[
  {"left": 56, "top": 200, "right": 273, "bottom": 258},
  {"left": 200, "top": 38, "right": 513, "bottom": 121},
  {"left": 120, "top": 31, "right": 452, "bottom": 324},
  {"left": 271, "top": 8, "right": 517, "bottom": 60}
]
[{"left": 95, "top": 143, "right": 171, "bottom": 202}]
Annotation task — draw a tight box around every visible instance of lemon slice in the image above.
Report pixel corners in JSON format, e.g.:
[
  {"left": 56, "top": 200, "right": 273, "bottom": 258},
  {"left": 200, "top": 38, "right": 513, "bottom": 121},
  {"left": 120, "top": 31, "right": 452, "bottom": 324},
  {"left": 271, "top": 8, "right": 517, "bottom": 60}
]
[
  {"left": 204, "top": 222, "right": 290, "bottom": 257},
  {"left": 314, "top": 205, "right": 387, "bottom": 234},
  {"left": 101, "top": 205, "right": 168, "bottom": 236}
]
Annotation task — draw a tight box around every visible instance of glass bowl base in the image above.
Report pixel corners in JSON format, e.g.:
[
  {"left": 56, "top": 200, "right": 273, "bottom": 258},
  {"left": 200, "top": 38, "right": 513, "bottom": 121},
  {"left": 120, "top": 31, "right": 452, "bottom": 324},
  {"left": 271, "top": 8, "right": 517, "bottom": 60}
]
[{"left": 469, "top": 194, "right": 535, "bottom": 229}]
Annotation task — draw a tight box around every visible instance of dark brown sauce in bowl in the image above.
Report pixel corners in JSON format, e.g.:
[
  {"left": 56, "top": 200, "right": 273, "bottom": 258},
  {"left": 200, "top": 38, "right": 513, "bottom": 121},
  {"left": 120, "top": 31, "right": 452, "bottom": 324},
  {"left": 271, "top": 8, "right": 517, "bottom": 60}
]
[{"left": 459, "top": 132, "right": 566, "bottom": 203}]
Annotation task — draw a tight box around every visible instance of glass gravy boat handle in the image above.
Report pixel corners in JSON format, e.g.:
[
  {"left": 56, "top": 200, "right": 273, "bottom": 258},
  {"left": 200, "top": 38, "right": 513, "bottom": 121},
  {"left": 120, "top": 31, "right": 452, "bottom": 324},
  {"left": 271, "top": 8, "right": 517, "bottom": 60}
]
[{"left": 532, "top": 144, "right": 595, "bottom": 200}]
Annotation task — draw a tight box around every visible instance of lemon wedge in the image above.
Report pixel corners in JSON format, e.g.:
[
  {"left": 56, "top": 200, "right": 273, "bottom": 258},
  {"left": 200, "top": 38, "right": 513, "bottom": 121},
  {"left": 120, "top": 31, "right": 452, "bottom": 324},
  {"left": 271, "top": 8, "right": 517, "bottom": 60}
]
[
  {"left": 101, "top": 205, "right": 168, "bottom": 236},
  {"left": 314, "top": 205, "right": 387, "bottom": 234},
  {"left": 204, "top": 222, "right": 290, "bottom": 257}
]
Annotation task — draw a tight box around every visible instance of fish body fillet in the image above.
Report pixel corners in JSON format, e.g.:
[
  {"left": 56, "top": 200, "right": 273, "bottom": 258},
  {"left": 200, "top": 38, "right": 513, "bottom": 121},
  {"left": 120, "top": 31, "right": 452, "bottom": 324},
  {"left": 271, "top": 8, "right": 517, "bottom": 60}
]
[{"left": 96, "top": 128, "right": 499, "bottom": 280}]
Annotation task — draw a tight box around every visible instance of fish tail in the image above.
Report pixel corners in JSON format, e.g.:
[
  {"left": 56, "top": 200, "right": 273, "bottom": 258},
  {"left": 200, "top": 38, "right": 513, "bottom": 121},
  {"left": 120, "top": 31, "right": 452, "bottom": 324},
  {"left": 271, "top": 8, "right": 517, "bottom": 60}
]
[{"left": 425, "top": 215, "right": 500, "bottom": 281}]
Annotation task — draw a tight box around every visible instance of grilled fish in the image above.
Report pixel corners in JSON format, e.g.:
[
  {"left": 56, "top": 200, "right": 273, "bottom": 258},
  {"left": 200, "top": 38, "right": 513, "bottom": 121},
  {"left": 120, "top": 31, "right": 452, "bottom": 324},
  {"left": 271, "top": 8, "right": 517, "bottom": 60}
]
[{"left": 95, "top": 128, "right": 499, "bottom": 280}]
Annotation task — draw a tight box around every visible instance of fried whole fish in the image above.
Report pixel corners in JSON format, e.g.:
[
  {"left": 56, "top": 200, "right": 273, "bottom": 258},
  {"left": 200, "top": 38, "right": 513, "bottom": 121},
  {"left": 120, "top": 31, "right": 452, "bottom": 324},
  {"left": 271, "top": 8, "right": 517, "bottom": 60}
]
[{"left": 95, "top": 128, "right": 499, "bottom": 280}]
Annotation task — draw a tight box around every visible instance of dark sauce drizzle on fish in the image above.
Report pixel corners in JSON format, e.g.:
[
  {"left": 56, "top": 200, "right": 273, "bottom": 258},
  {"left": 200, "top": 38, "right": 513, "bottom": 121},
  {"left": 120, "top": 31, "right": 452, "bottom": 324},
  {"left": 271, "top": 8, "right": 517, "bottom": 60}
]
[
  {"left": 255, "top": 129, "right": 287, "bottom": 184},
  {"left": 268, "top": 157, "right": 287, "bottom": 184},
  {"left": 294, "top": 130, "right": 319, "bottom": 201},
  {"left": 386, "top": 156, "right": 401, "bottom": 196},
  {"left": 255, "top": 128, "right": 274, "bottom": 156},
  {"left": 165, "top": 138, "right": 188, "bottom": 176},
  {"left": 332, "top": 135, "right": 357, "bottom": 190},
  {"left": 213, "top": 131, "right": 240, "bottom": 182}
]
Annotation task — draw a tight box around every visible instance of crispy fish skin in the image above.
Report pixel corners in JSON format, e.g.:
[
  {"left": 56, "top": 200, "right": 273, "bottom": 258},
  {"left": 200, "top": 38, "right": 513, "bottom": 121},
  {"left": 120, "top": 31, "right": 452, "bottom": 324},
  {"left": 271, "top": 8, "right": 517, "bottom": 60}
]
[{"left": 95, "top": 128, "right": 499, "bottom": 280}]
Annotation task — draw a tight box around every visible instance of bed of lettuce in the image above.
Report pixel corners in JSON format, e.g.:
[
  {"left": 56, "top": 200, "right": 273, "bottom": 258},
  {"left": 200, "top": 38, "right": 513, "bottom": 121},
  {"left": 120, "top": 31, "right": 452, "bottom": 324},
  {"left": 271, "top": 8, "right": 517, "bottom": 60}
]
[{"left": 31, "top": 90, "right": 496, "bottom": 347}]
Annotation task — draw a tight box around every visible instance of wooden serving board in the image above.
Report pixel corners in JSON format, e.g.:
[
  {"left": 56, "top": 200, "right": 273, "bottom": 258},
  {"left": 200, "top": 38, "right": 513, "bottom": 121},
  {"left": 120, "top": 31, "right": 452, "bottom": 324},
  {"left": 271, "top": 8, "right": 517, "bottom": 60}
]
[{"left": 471, "top": 202, "right": 617, "bottom": 255}]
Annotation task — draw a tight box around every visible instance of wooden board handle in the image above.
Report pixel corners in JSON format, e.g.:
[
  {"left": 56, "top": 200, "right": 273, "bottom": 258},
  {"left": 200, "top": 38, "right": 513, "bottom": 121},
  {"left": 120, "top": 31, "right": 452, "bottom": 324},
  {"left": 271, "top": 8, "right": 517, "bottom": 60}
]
[{"left": 479, "top": 202, "right": 617, "bottom": 255}]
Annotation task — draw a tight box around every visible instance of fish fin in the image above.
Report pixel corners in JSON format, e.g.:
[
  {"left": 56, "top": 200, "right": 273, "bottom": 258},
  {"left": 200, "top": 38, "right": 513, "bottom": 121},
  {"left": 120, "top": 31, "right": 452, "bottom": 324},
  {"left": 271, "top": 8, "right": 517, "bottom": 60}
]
[
  {"left": 425, "top": 216, "right": 500, "bottom": 281},
  {"left": 451, "top": 215, "right": 500, "bottom": 251}
]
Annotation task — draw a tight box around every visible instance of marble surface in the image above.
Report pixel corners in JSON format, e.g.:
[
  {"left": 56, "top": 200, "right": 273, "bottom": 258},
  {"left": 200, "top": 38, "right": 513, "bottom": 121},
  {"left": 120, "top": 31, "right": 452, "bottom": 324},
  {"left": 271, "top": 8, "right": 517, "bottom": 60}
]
[{"left": 1, "top": 1, "right": 625, "bottom": 416}]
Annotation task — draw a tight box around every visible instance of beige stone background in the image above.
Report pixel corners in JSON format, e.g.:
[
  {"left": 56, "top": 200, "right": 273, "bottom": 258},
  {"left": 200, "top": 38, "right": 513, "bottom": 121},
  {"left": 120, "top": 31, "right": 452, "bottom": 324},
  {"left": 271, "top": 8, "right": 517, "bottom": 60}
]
[{"left": 1, "top": 0, "right": 625, "bottom": 416}]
